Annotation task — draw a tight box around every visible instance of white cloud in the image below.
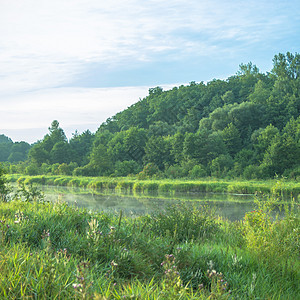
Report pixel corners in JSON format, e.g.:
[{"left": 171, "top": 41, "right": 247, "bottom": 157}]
[
  {"left": 0, "top": 84, "right": 176, "bottom": 143},
  {"left": 1, "top": 86, "right": 148, "bottom": 127},
  {"left": 1, "top": 0, "right": 298, "bottom": 94}
]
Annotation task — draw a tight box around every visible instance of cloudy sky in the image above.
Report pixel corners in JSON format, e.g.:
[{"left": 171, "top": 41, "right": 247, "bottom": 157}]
[{"left": 0, "top": 0, "right": 299, "bottom": 143}]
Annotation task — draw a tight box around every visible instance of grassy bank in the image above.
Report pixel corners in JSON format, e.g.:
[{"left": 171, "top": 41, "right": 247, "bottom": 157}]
[
  {"left": 6, "top": 174, "right": 300, "bottom": 199},
  {"left": 0, "top": 193, "right": 299, "bottom": 299}
]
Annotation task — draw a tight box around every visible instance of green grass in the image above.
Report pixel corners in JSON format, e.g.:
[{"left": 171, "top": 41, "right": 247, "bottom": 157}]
[
  {"left": 0, "top": 192, "right": 299, "bottom": 299},
  {"left": 6, "top": 174, "right": 300, "bottom": 200}
]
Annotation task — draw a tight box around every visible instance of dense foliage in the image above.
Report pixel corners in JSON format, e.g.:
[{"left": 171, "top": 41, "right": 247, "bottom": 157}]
[
  {"left": 0, "top": 134, "right": 31, "bottom": 163},
  {"left": 5, "top": 52, "right": 300, "bottom": 179}
]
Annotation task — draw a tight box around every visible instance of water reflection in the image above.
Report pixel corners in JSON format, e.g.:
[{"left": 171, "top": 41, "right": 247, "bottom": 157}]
[{"left": 35, "top": 185, "right": 258, "bottom": 221}]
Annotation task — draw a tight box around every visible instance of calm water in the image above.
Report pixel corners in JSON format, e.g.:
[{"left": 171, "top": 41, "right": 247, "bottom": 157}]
[{"left": 32, "top": 185, "right": 258, "bottom": 221}]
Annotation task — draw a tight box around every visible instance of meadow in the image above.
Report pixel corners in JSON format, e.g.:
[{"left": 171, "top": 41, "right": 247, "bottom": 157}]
[{"left": 0, "top": 181, "right": 299, "bottom": 299}]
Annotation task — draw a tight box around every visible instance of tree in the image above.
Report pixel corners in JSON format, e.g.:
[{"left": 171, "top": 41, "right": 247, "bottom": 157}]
[
  {"left": 272, "top": 52, "right": 300, "bottom": 80},
  {"left": 236, "top": 62, "right": 260, "bottom": 99},
  {"left": 144, "top": 136, "right": 172, "bottom": 170},
  {"left": 262, "top": 135, "right": 300, "bottom": 176},
  {"left": 69, "top": 130, "right": 94, "bottom": 166},
  {"left": 89, "top": 144, "right": 113, "bottom": 175},
  {"left": 123, "top": 127, "right": 147, "bottom": 163},
  {"left": 0, "top": 144, "right": 12, "bottom": 161},
  {"left": 183, "top": 131, "right": 226, "bottom": 166},
  {"left": 50, "top": 141, "right": 71, "bottom": 164},
  {"left": 229, "top": 102, "right": 266, "bottom": 141},
  {"left": 114, "top": 160, "right": 141, "bottom": 177},
  {"left": 171, "top": 132, "right": 185, "bottom": 163},
  {"left": 222, "top": 123, "right": 242, "bottom": 156},
  {"left": 0, "top": 134, "right": 12, "bottom": 143},
  {"left": 210, "top": 154, "right": 234, "bottom": 177},
  {"left": 252, "top": 125, "right": 279, "bottom": 162},
  {"left": 28, "top": 142, "right": 49, "bottom": 165},
  {"left": 8, "top": 142, "right": 31, "bottom": 162},
  {"left": 8, "top": 152, "right": 24, "bottom": 163},
  {"left": 221, "top": 90, "right": 236, "bottom": 104},
  {"left": 28, "top": 120, "right": 69, "bottom": 166},
  {"left": 248, "top": 80, "right": 271, "bottom": 105}
]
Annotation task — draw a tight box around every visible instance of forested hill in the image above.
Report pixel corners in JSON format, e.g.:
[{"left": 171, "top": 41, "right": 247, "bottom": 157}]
[{"left": 7, "top": 52, "right": 300, "bottom": 179}]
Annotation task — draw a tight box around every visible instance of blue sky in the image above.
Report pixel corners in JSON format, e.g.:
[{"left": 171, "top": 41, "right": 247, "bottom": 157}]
[{"left": 0, "top": 0, "right": 299, "bottom": 143}]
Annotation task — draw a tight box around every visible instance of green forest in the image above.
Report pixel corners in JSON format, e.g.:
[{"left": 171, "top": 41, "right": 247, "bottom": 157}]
[{"left": 2, "top": 52, "right": 300, "bottom": 180}]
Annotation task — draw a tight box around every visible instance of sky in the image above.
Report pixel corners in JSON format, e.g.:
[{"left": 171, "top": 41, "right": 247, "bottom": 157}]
[{"left": 0, "top": 0, "right": 299, "bottom": 144}]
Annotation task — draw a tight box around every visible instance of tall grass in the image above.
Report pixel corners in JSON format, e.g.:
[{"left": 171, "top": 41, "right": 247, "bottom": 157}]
[
  {"left": 6, "top": 174, "right": 300, "bottom": 199},
  {"left": 0, "top": 188, "right": 299, "bottom": 299}
]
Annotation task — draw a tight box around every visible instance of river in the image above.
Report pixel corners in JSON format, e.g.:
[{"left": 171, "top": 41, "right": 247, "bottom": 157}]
[{"left": 17, "top": 184, "right": 262, "bottom": 221}]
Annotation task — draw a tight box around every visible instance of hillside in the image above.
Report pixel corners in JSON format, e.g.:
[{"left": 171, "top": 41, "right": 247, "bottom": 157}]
[{"left": 5, "top": 52, "right": 300, "bottom": 179}]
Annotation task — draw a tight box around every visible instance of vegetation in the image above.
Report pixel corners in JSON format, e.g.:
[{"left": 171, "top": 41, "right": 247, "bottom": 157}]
[
  {"left": 0, "top": 170, "right": 299, "bottom": 299},
  {"left": 6, "top": 174, "right": 300, "bottom": 199},
  {"left": 0, "top": 134, "right": 31, "bottom": 163},
  {"left": 2, "top": 52, "right": 300, "bottom": 180}
]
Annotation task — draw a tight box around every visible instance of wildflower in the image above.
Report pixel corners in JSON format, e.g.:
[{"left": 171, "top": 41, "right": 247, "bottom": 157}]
[
  {"left": 111, "top": 260, "right": 118, "bottom": 267},
  {"left": 72, "top": 283, "right": 82, "bottom": 289}
]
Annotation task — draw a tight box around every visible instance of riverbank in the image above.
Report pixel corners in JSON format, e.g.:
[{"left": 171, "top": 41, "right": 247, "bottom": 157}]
[
  {"left": 0, "top": 195, "right": 299, "bottom": 299},
  {"left": 6, "top": 174, "right": 300, "bottom": 199}
]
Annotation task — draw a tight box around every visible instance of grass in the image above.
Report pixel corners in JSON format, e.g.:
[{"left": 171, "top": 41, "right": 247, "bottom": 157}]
[
  {"left": 0, "top": 187, "right": 299, "bottom": 299},
  {"left": 6, "top": 174, "right": 300, "bottom": 200}
]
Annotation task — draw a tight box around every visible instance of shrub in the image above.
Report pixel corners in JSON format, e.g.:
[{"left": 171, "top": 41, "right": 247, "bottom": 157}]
[
  {"left": 25, "top": 163, "right": 40, "bottom": 176},
  {"left": 137, "top": 163, "right": 160, "bottom": 179},
  {"left": 210, "top": 154, "right": 233, "bottom": 178},
  {"left": 189, "top": 164, "right": 207, "bottom": 179},
  {"left": 114, "top": 160, "right": 141, "bottom": 177},
  {"left": 164, "top": 164, "right": 186, "bottom": 179},
  {"left": 243, "top": 197, "right": 299, "bottom": 259}
]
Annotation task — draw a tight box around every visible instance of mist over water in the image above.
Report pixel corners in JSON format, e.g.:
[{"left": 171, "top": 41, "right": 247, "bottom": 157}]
[{"left": 36, "top": 185, "right": 258, "bottom": 221}]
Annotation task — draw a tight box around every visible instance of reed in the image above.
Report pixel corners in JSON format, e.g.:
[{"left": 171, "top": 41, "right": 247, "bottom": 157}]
[{"left": 6, "top": 174, "right": 300, "bottom": 200}]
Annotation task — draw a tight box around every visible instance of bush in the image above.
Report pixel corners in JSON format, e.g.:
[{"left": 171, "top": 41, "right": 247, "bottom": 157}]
[
  {"left": 114, "top": 160, "right": 141, "bottom": 177},
  {"left": 137, "top": 163, "right": 160, "bottom": 179},
  {"left": 243, "top": 197, "right": 299, "bottom": 259},
  {"left": 189, "top": 164, "right": 207, "bottom": 179},
  {"left": 243, "top": 165, "right": 260, "bottom": 180},
  {"left": 210, "top": 154, "right": 233, "bottom": 178},
  {"left": 164, "top": 164, "right": 185, "bottom": 179},
  {"left": 25, "top": 164, "right": 40, "bottom": 176},
  {"left": 73, "top": 165, "right": 98, "bottom": 177}
]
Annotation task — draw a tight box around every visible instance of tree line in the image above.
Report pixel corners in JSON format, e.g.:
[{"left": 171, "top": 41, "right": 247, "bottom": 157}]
[{"left": 3, "top": 52, "right": 300, "bottom": 179}]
